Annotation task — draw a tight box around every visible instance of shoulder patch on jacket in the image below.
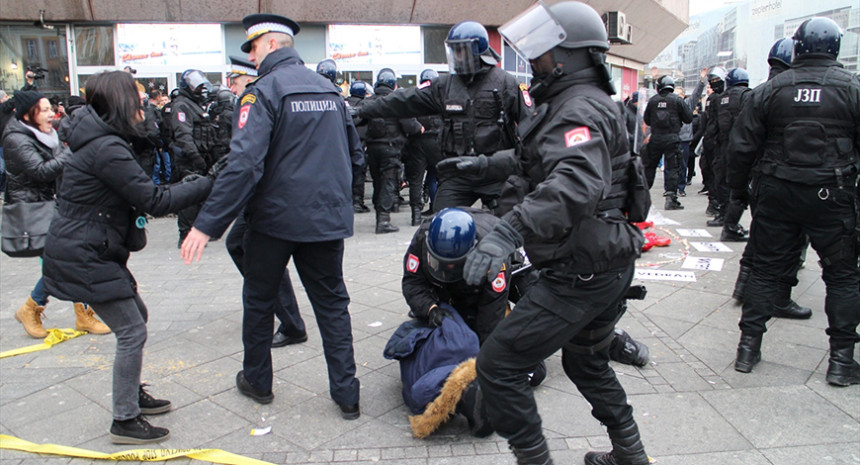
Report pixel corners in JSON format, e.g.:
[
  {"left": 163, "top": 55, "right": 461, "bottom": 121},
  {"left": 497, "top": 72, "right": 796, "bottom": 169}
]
[
  {"left": 241, "top": 94, "right": 257, "bottom": 105},
  {"left": 417, "top": 81, "right": 431, "bottom": 89},
  {"left": 177, "top": 111, "right": 186, "bottom": 123},
  {"left": 564, "top": 127, "right": 591, "bottom": 147},
  {"left": 519, "top": 83, "right": 532, "bottom": 107},
  {"left": 238, "top": 105, "right": 251, "bottom": 130},
  {"left": 406, "top": 253, "right": 420, "bottom": 273},
  {"left": 491, "top": 271, "right": 506, "bottom": 293}
]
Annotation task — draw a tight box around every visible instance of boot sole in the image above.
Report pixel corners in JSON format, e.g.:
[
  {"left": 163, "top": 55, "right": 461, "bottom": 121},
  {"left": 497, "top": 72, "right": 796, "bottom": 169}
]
[
  {"left": 14, "top": 311, "right": 47, "bottom": 339},
  {"left": 826, "top": 374, "right": 860, "bottom": 387},
  {"left": 110, "top": 431, "right": 170, "bottom": 444}
]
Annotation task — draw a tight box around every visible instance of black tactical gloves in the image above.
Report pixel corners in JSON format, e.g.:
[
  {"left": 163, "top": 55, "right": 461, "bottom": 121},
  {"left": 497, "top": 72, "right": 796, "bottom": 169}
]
[
  {"left": 436, "top": 155, "right": 489, "bottom": 178},
  {"left": 463, "top": 220, "right": 523, "bottom": 286},
  {"left": 427, "top": 305, "right": 451, "bottom": 327}
]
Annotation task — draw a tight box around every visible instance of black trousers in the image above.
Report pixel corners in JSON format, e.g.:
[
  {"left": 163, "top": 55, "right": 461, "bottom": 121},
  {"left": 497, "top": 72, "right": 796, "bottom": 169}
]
[
  {"left": 477, "top": 264, "right": 636, "bottom": 448},
  {"left": 366, "top": 143, "right": 401, "bottom": 213},
  {"left": 643, "top": 136, "right": 681, "bottom": 193},
  {"left": 741, "top": 176, "right": 860, "bottom": 349},
  {"left": 242, "top": 231, "right": 359, "bottom": 405},
  {"left": 434, "top": 172, "right": 505, "bottom": 213},
  {"left": 352, "top": 161, "right": 368, "bottom": 207},
  {"left": 404, "top": 136, "right": 441, "bottom": 210},
  {"left": 226, "top": 213, "right": 306, "bottom": 338}
]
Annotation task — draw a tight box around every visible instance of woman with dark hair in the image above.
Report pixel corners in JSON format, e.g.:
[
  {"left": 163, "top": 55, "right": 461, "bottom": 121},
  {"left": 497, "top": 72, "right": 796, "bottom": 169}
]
[
  {"left": 3, "top": 90, "right": 111, "bottom": 338},
  {"left": 42, "top": 71, "right": 213, "bottom": 445}
]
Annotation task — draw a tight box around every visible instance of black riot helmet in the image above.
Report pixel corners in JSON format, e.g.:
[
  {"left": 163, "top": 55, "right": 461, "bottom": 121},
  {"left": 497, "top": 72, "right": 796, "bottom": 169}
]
[
  {"left": 726, "top": 68, "right": 749, "bottom": 87},
  {"left": 768, "top": 38, "right": 794, "bottom": 68},
  {"left": 349, "top": 80, "right": 368, "bottom": 98},
  {"left": 424, "top": 208, "right": 477, "bottom": 283},
  {"left": 419, "top": 69, "right": 439, "bottom": 84},
  {"left": 707, "top": 66, "right": 727, "bottom": 93},
  {"left": 180, "top": 69, "right": 213, "bottom": 101},
  {"left": 656, "top": 75, "right": 675, "bottom": 94},
  {"left": 375, "top": 68, "right": 397, "bottom": 89},
  {"left": 793, "top": 17, "right": 842, "bottom": 60},
  {"left": 445, "top": 21, "right": 491, "bottom": 76},
  {"left": 316, "top": 59, "right": 337, "bottom": 84},
  {"left": 500, "top": 1, "right": 613, "bottom": 98}
]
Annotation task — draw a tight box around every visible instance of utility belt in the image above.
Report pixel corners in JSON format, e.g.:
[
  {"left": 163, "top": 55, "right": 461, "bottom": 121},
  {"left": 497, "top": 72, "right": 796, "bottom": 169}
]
[
  {"left": 757, "top": 160, "right": 858, "bottom": 188},
  {"left": 564, "top": 285, "right": 647, "bottom": 355}
]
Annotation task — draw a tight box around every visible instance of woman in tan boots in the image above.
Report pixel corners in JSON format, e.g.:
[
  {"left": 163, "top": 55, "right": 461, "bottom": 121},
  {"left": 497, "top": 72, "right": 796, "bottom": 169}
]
[{"left": 3, "top": 90, "right": 110, "bottom": 337}]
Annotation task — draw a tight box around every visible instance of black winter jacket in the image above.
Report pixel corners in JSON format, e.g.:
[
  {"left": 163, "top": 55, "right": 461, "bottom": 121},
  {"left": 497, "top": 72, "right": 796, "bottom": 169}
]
[
  {"left": 2, "top": 118, "right": 70, "bottom": 204},
  {"left": 42, "top": 106, "right": 212, "bottom": 304}
]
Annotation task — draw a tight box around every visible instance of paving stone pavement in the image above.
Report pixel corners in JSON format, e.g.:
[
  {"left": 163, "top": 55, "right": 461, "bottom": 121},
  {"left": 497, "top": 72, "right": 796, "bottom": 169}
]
[{"left": 1, "top": 173, "right": 858, "bottom": 465}]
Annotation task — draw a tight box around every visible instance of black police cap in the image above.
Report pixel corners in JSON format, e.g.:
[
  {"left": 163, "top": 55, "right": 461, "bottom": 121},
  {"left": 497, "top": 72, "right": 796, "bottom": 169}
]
[{"left": 240, "top": 14, "right": 301, "bottom": 53}]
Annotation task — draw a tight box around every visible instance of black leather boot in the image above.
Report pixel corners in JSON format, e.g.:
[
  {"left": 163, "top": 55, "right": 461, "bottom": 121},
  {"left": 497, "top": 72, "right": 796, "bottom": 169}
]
[
  {"left": 721, "top": 224, "right": 748, "bottom": 242},
  {"left": 734, "top": 332, "right": 762, "bottom": 373},
  {"left": 411, "top": 206, "right": 423, "bottom": 226},
  {"left": 706, "top": 215, "right": 724, "bottom": 227},
  {"left": 732, "top": 265, "right": 752, "bottom": 303},
  {"left": 584, "top": 422, "right": 649, "bottom": 465},
  {"left": 826, "top": 346, "right": 860, "bottom": 387},
  {"left": 375, "top": 212, "right": 399, "bottom": 234},
  {"left": 664, "top": 195, "right": 684, "bottom": 210},
  {"left": 608, "top": 328, "right": 650, "bottom": 367},
  {"left": 456, "top": 381, "right": 494, "bottom": 438},
  {"left": 705, "top": 199, "right": 720, "bottom": 217},
  {"left": 511, "top": 438, "right": 554, "bottom": 465},
  {"left": 771, "top": 282, "right": 812, "bottom": 319}
]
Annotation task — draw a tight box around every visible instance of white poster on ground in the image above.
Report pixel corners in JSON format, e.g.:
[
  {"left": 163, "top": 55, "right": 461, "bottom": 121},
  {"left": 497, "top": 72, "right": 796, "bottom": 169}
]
[
  {"left": 682, "top": 256, "right": 725, "bottom": 271},
  {"left": 635, "top": 269, "right": 697, "bottom": 282},
  {"left": 690, "top": 242, "right": 734, "bottom": 253}
]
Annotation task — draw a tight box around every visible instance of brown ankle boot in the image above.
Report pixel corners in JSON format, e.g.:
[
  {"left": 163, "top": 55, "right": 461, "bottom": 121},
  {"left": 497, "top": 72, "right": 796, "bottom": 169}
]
[
  {"left": 74, "top": 303, "right": 111, "bottom": 335},
  {"left": 15, "top": 296, "right": 47, "bottom": 338}
]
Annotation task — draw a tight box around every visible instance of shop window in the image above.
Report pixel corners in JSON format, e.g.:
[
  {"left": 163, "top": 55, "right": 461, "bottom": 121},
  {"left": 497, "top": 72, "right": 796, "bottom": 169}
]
[
  {"left": 423, "top": 26, "right": 449, "bottom": 64},
  {"left": 75, "top": 26, "right": 115, "bottom": 67}
]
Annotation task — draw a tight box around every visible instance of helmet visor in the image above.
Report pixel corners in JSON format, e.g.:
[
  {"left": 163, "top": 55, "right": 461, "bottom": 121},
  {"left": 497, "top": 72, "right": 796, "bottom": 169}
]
[
  {"left": 446, "top": 41, "right": 482, "bottom": 75},
  {"left": 425, "top": 247, "right": 467, "bottom": 283},
  {"left": 183, "top": 70, "right": 209, "bottom": 91},
  {"left": 499, "top": 1, "right": 567, "bottom": 60}
]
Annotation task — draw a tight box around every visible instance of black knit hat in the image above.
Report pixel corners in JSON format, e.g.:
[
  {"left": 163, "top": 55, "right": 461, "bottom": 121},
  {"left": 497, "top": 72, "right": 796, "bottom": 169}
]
[{"left": 14, "top": 90, "right": 46, "bottom": 121}]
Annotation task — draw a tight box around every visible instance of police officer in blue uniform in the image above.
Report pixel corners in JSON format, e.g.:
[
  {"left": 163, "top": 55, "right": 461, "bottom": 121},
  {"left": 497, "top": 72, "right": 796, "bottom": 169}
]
[
  {"left": 356, "top": 21, "right": 529, "bottom": 213},
  {"left": 643, "top": 75, "right": 693, "bottom": 210},
  {"left": 728, "top": 17, "right": 860, "bottom": 387},
  {"left": 439, "top": 3, "right": 650, "bottom": 464},
  {"left": 180, "top": 14, "right": 364, "bottom": 418},
  {"left": 223, "top": 55, "right": 308, "bottom": 349}
]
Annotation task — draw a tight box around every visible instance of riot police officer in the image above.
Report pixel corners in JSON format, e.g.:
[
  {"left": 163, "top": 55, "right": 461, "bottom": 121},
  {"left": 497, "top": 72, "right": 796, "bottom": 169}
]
[
  {"left": 316, "top": 58, "right": 340, "bottom": 92},
  {"left": 728, "top": 17, "right": 859, "bottom": 387},
  {"left": 346, "top": 80, "right": 370, "bottom": 213},
  {"left": 169, "top": 69, "right": 232, "bottom": 244},
  {"left": 403, "top": 69, "right": 444, "bottom": 225},
  {"left": 439, "top": 3, "right": 650, "bottom": 464},
  {"left": 356, "top": 21, "right": 529, "bottom": 212},
  {"left": 363, "top": 68, "right": 421, "bottom": 234},
  {"left": 643, "top": 75, "right": 693, "bottom": 210},
  {"left": 701, "top": 66, "right": 727, "bottom": 217},
  {"left": 713, "top": 67, "right": 752, "bottom": 241},
  {"left": 729, "top": 39, "right": 812, "bottom": 322}
]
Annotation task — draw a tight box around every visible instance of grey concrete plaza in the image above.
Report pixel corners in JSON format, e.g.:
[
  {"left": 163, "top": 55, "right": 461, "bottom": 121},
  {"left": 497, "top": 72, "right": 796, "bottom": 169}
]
[{"left": 1, "top": 173, "right": 858, "bottom": 465}]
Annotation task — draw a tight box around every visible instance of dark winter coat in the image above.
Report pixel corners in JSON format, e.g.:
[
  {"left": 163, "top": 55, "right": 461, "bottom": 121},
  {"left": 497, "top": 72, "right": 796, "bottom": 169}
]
[
  {"left": 42, "top": 106, "right": 212, "bottom": 304},
  {"left": 2, "top": 117, "right": 70, "bottom": 204}
]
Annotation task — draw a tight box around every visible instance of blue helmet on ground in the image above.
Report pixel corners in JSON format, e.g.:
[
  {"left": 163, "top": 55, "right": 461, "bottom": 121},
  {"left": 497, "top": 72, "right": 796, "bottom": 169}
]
[
  {"left": 375, "top": 68, "right": 397, "bottom": 89},
  {"left": 316, "top": 59, "right": 337, "bottom": 84},
  {"left": 349, "top": 80, "right": 368, "bottom": 98},
  {"left": 726, "top": 68, "right": 749, "bottom": 87},
  {"left": 768, "top": 38, "right": 794, "bottom": 68},
  {"left": 793, "top": 17, "right": 842, "bottom": 60},
  {"left": 419, "top": 69, "right": 439, "bottom": 84},
  {"left": 425, "top": 208, "right": 477, "bottom": 283},
  {"left": 445, "top": 21, "right": 489, "bottom": 75}
]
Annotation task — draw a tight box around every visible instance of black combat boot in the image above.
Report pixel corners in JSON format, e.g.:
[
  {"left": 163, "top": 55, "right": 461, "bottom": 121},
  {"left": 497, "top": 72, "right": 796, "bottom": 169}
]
[
  {"left": 771, "top": 282, "right": 812, "bottom": 319},
  {"left": 584, "top": 422, "right": 649, "bottom": 465},
  {"left": 411, "top": 206, "right": 423, "bottom": 226},
  {"left": 721, "top": 224, "right": 748, "bottom": 242},
  {"left": 706, "top": 215, "right": 724, "bottom": 227},
  {"left": 664, "top": 195, "right": 684, "bottom": 210},
  {"left": 705, "top": 199, "right": 720, "bottom": 217},
  {"left": 456, "top": 381, "right": 494, "bottom": 437},
  {"left": 732, "top": 265, "right": 752, "bottom": 303},
  {"left": 826, "top": 345, "right": 860, "bottom": 387},
  {"left": 608, "top": 328, "right": 650, "bottom": 367},
  {"left": 511, "top": 438, "right": 554, "bottom": 465},
  {"left": 375, "top": 212, "right": 399, "bottom": 234},
  {"left": 734, "top": 332, "right": 762, "bottom": 373}
]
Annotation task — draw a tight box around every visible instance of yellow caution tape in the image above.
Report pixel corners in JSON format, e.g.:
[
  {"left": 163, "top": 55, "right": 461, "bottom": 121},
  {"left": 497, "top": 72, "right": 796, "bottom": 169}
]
[
  {"left": 0, "top": 328, "right": 88, "bottom": 359},
  {"left": 0, "top": 434, "right": 275, "bottom": 465}
]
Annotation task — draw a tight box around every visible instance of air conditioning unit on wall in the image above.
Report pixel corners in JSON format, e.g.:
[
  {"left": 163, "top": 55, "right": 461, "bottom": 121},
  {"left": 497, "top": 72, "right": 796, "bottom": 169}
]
[{"left": 603, "top": 11, "right": 633, "bottom": 45}]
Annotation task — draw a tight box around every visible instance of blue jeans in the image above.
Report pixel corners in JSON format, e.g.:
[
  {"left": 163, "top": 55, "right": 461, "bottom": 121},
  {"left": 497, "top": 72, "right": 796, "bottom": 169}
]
[{"left": 31, "top": 276, "right": 49, "bottom": 306}]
